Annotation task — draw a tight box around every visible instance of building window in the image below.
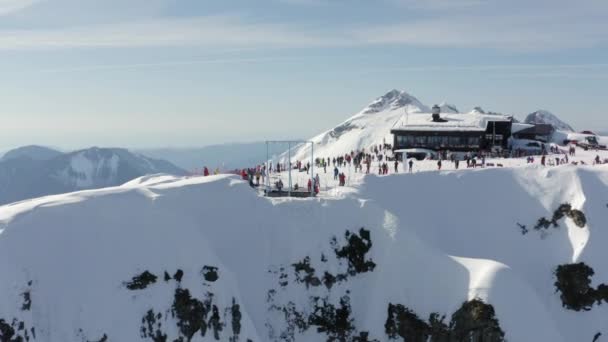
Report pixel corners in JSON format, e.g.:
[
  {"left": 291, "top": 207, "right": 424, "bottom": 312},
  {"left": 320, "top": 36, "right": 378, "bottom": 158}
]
[
  {"left": 415, "top": 136, "right": 427, "bottom": 146},
  {"left": 468, "top": 136, "right": 480, "bottom": 146}
]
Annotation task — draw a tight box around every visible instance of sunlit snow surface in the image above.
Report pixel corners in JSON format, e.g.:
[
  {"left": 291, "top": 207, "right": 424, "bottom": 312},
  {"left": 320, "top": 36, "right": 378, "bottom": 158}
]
[{"left": 0, "top": 156, "right": 607, "bottom": 340}]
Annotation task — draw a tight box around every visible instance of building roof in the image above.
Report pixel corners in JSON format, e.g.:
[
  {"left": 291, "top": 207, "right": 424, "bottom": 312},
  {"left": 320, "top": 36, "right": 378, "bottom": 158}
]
[
  {"left": 391, "top": 112, "right": 512, "bottom": 133},
  {"left": 512, "top": 123, "right": 554, "bottom": 136}
]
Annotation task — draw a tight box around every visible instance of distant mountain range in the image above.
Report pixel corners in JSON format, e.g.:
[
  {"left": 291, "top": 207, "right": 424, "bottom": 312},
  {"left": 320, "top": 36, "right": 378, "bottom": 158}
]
[
  {"left": 0, "top": 146, "right": 186, "bottom": 205},
  {"left": 136, "top": 142, "right": 270, "bottom": 172}
]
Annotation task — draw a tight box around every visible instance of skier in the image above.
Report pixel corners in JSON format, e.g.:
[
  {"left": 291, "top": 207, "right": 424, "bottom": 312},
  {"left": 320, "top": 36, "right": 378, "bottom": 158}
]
[
  {"left": 408, "top": 159, "right": 413, "bottom": 173},
  {"left": 437, "top": 159, "right": 442, "bottom": 170},
  {"left": 333, "top": 166, "right": 339, "bottom": 180},
  {"left": 394, "top": 160, "right": 399, "bottom": 173},
  {"left": 203, "top": 167, "right": 210, "bottom": 177}
]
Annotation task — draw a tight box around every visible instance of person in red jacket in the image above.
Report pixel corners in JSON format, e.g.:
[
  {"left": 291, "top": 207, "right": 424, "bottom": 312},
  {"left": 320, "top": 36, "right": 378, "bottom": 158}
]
[
  {"left": 241, "top": 169, "right": 248, "bottom": 180},
  {"left": 307, "top": 179, "right": 312, "bottom": 192},
  {"left": 203, "top": 167, "right": 210, "bottom": 176}
]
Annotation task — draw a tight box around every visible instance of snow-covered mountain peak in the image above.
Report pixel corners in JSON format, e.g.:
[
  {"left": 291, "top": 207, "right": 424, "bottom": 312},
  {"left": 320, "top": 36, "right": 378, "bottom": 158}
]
[
  {"left": 0, "top": 145, "right": 62, "bottom": 162},
  {"left": 0, "top": 146, "right": 186, "bottom": 205},
  {"left": 361, "top": 89, "right": 429, "bottom": 114},
  {"left": 470, "top": 106, "right": 486, "bottom": 114},
  {"left": 439, "top": 102, "right": 460, "bottom": 114},
  {"left": 524, "top": 110, "right": 574, "bottom": 132}
]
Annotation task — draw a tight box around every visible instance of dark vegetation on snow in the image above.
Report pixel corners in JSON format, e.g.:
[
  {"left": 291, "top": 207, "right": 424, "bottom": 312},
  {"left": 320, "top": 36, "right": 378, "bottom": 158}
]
[
  {"left": 385, "top": 299, "right": 505, "bottom": 341},
  {"left": 0, "top": 281, "right": 36, "bottom": 342},
  {"left": 289, "top": 228, "right": 376, "bottom": 290},
  {"left": 172, "top": 288, "right": 219, "bottom": 340},
  {"left": 554, "top": 262, "right": 608, "bottom": 311},
  {"left": 267, "top": 228, "right": 381, "bottom": 341},
  {"left": 229, "top": 298, "right": 242, "bottom": 342},
  {"left": 132, "top": 268, "right": 243, "bottom": 342},
  {"left": 21, "top": 282, "right": 32, "bottom": 312},
  {"left": 77, "top": 329, "right": 108, "bottom": 342},
  {"left": 173, "top": 269, "right": 184, "bottom": 283},
  {"left": 593, "top": 332, "right": 602, "bottom": 342},
  {"left": 124, "top": 271, "right": 158, "bottom": 290},
  {"left": 518, "top": 203, "right": 587, "bottom": 235},
  {"left": 292, "top": 257, "right": 322, "bottom": 289},
  {"left": 202, "top": 266, "right": 219, "bottom": 282},
  {"left": 140, "top": 310, "right": 167, "bottom": 342},
  {"left": 0, "top": 318, "right": 35, "bottom": 342},
  {"left": 332, "top": 228, "right": 377, "bottom": 276}
]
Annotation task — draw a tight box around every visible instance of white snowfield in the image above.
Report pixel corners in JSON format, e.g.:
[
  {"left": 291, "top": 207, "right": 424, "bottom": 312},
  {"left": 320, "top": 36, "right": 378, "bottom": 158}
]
[{"left": 0, "top": 162, "right": 607, "bottom": 341}]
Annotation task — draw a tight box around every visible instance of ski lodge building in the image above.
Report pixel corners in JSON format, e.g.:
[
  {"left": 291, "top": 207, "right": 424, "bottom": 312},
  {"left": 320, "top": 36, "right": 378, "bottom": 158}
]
[{"left": 390, "top": 105, "right": 513, "bottom": 154}]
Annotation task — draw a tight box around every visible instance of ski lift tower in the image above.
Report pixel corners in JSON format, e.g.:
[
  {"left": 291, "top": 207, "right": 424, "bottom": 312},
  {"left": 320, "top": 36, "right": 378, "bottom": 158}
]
[{"left": 265, "top": 140, "right": 314, "bottom": 197}]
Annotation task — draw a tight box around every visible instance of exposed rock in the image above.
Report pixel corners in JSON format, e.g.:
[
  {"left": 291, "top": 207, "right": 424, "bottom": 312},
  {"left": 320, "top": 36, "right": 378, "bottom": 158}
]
[
  {"left": 172, "top": 288, "right": 209, "bottom": 340},
  {"left": 450, "top": 299, "right": 505, "bottom": 341},
  {"left": 202, "top": 266, "right": 219, "bottom": 283},
  {"left": 385, "top": 300, "right": 505, "bottom": 341},
  {"left": 140, "top": 309, "right": 167, "bottom": 342},
  {"left": 532, "top": 203, "right": 587, "bottom": 232},
  {"left": 292, "top": 257, "right": 321, "bottom": 288},
  {"left": 554, "top": 262, "right": 608, "bottom": 311},
  {"left": 308, "top": 294, "right": 355, "bottom": 341},
  {"left": 173, "top": 269, "right": 184, "bottom": 282},
  {"left": 124, "top": 271, "right": 157, "bottom": 290},
  {"left": 333, "top": 228, "right": 376, "bottom": 276}
]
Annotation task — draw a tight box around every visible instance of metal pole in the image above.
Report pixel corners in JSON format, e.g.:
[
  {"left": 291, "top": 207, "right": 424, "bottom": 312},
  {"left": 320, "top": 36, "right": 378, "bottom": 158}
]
[
  {"left": 266, "top": 141, "right": 269, "bottom": 194},
  {"left": 288, "top": 142, "right": 292, "bottom": 197},
  {"left": 310, "top": 142, "right": 314, "bottom": 197}
]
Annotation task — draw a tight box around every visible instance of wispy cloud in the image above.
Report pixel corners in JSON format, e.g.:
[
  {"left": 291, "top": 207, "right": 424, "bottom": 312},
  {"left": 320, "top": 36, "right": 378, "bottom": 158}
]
[
  {"left": 387, "top": 0, "right": 487, "bottom": 10},
  {"left": 354, "top": 11, "right": 608, "bottom": 51},
  {"left": 0, "top": 0, "right": 38, "bottom": 16},
  {"left": 0, "top": 1, "right": 607, "bottom": 52},
  {"left": 40, "top": 56, "right": 309, "bottom": 73},
  {"left": 0, "top": 15, "right": 348, "bottom": 50}
]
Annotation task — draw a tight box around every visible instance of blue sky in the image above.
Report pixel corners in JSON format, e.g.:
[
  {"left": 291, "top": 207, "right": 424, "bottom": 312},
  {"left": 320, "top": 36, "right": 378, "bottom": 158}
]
[{"left": 1, "top": 0, "right": 608, "bottom": 149}]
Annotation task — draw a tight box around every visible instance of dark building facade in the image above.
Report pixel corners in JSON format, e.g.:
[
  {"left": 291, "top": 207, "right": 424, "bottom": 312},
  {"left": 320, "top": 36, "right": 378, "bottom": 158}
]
[{"left": 391, "top": 113, "right": 513, "bottom": 153}]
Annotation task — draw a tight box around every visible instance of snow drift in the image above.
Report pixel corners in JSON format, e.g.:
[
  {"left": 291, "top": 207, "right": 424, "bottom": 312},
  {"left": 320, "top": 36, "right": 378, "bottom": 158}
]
[{"left": 0, "top": 165, "right": 607, "bottom": 341}]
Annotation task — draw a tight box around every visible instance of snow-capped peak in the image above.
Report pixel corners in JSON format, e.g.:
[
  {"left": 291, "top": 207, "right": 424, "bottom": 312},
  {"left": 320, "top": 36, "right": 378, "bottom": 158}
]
[
  {"left": 524, "top": 110, "right": 574, "bottom": 132},
  {"left": 439, "top": 102, "right": 459, "bottom": 114},
  {"left": 361, "top": 89, "right": 430, "bottom": 115},
  {"left": 470, "top": 106, "right": 486, "bottom": 114}
]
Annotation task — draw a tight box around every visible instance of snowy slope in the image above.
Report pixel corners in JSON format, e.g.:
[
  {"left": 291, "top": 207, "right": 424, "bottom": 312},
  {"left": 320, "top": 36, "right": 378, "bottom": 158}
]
[
  {"left": 289, "top": 89, "right": 429, "bottom": 161},
  {"left": 0, "top": 165, "right": 607, "bottom": 341},
  {"left": 0, "top": 147, "right": 186, "bottom": 205},
  {"left": 525, "top": 110, "right": 575, "bottom": 132}
]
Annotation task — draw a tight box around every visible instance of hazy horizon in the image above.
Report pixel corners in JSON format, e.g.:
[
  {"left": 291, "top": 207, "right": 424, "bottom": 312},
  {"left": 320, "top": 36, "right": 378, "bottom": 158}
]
[{"left": 2, "top": 0, "right": 608, "bottom": 148}]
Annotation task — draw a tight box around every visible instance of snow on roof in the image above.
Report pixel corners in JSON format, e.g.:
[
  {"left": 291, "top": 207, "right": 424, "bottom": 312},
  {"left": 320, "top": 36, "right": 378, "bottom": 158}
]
[{"left": 391, "top": 112, "right": 511, "bottom": 133}]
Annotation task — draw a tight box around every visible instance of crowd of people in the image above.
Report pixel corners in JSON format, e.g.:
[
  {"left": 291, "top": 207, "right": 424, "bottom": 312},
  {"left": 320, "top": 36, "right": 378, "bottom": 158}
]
[{"left": 192, "top": 139, "right": 606, "bottom": 197}]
